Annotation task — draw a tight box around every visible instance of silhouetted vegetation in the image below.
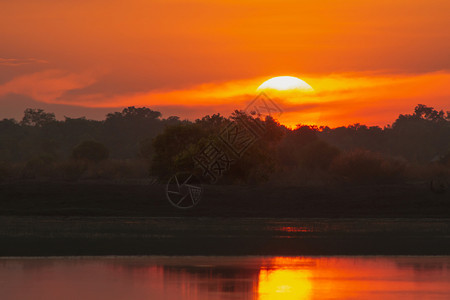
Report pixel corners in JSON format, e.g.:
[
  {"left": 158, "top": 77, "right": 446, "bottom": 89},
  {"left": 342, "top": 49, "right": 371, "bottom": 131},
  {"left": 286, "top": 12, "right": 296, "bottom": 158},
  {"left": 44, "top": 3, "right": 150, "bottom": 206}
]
[
  {"left": 0, "top": 104, "right": 449, "bottom": 185},
  {"left": 72, "top": 140, "right": 109, "bottom": 162}
]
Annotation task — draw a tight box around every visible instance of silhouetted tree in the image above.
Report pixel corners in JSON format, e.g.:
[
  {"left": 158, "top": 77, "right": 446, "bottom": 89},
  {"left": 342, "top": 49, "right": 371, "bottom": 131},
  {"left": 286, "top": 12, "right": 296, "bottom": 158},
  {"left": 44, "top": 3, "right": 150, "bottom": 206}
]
[
  {"left": 151, "top": 122, "right": 204, "bottom": 178},
  {"left": 390, "top": 104, "right": 450, "bottom": 161},
  {"left": 103, "top": 106, "right": 165, "bottom": 158},
  {"left": 278, "top": 125, "right": 318, "bottom": 166},
  {"left": 0, "top": 104, "right": 448, "bottom": 182},
  {"left": 21, "top": 108, "right": 56, "bottom": 127},
  {"left": 412, "top": 104, "right": 448, "bottom": 122}
]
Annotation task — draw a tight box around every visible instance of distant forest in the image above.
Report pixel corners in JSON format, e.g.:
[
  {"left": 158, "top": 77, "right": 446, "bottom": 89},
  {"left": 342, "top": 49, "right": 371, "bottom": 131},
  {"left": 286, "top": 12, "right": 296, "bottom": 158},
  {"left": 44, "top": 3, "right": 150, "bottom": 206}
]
[{"left": 0, "top": 104, "right": 449, "bottom": 184}]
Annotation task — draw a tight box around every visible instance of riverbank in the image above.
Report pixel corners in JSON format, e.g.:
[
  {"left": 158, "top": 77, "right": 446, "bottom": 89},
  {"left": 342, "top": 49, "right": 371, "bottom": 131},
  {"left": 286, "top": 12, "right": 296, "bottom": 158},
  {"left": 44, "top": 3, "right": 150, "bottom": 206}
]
[
  {"left": 0, "top": 180, "right": 448, "bottom": 217},
  {"left": 1, "top": 181, "right": 449, "bottom": 256}
]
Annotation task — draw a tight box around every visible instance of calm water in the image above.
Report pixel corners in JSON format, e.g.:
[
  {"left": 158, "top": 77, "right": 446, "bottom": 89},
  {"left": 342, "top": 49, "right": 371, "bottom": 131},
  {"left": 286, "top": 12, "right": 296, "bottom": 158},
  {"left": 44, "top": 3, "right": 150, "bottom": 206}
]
[{"left": 1, "top": 256, "right": 450, "bottom": 299}]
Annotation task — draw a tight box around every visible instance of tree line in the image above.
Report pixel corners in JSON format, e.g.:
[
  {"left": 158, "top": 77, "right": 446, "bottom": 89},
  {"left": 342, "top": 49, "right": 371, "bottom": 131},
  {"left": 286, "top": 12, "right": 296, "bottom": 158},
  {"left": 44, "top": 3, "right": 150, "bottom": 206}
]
[{"left": 0, "top": 104, "right": 449, "bottom": 183}]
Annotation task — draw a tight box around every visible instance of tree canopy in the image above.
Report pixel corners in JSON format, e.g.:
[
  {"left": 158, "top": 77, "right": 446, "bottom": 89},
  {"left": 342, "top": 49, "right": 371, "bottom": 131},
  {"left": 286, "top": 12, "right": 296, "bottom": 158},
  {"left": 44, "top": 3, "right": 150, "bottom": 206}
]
[{"left": 0, "top": 104, "right": 448, "bottom": 183}]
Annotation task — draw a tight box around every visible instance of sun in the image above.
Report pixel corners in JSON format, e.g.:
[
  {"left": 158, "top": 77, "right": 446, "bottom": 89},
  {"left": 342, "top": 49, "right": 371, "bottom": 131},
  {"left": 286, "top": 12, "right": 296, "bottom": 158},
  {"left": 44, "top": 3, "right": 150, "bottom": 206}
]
[
  {"left": 257, "top": 76, "right": 314, "bottom": 92},
  {"left": 256, "top": 76, "right": 318, "bottom": 127}
]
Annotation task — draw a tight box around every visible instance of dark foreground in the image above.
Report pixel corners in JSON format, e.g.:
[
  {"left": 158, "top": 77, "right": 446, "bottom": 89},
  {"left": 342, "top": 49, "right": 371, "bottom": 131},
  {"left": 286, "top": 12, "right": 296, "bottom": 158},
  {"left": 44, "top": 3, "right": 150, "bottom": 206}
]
[
  {"left": 0, "top": 181, "right": 449, "bottom": 256},
  {"left": 1, "top": 217, "right": 450, "bottom": 256},
  {"left": 0, "top": 181, "right": 449, "bottom": 217}
]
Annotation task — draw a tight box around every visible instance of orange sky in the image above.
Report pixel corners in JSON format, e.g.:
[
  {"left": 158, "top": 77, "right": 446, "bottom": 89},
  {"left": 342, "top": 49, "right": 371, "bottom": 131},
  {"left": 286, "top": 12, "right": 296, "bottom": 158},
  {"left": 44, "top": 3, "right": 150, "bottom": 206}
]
[{"left": 0, "top": 0, "right": 449, "bottom": 127}]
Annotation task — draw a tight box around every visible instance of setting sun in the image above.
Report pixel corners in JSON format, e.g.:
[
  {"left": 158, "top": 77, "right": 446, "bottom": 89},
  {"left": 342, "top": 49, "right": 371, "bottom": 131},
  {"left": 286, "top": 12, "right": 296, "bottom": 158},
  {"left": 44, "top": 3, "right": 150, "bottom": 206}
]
[{"left": 257, "top": 76, "right": 314, "bottom": 92}]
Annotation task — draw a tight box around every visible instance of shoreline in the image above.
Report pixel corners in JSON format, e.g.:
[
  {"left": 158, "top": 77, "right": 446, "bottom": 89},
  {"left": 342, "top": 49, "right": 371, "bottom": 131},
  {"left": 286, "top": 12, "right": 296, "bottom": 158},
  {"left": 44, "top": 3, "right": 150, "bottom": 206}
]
[
  {"left": 0, "top": 181, "right": 449, "bottom": 218},
  {"left": 1, "top": 216, "right": 449, "bottom": 256},
  {"left": 1, "top": 181, "right": 449, "bottom": 256}
]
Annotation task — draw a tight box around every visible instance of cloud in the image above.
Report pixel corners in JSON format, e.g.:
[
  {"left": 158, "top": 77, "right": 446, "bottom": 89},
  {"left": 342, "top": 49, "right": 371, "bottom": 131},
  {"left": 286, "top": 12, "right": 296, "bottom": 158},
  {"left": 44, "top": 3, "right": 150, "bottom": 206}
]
[
  {"left": 0, "top": 69, "right": 97, "bottom": 103},
  {"left": 0, "top": 58, "right": 48, "bottom": 66}
]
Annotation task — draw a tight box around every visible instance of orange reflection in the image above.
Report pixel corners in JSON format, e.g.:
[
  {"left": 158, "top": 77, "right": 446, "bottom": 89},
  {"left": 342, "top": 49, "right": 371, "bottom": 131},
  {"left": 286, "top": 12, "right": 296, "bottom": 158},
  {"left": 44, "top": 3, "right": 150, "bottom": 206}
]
[
  {"left": 2, "top": 256, "right": 450, "bottom": 300},
  {"left": 257, "top": 256, "right": 450, "bottom": 300},
  {"left": 278, "top": 226, "right": 311, "bottom": 233},
  {"left": 258, "top": 257, "right": 312, "bottom": 300}
]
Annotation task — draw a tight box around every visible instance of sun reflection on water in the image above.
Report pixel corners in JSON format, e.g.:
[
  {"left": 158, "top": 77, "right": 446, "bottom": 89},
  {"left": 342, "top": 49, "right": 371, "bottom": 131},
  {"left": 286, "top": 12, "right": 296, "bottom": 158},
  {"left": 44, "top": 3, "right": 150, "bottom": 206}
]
[
  {"left": 2, "top": 256, "right": 450, "bottom": 300},
  {"left": 258, "top": 257, "right": 313, "bottom": 300}
]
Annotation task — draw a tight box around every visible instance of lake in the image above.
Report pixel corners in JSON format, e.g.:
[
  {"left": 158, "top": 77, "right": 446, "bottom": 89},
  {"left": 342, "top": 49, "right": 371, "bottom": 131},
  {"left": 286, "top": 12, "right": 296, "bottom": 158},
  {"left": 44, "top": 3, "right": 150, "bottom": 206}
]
[{"left": 1, "top": 256, "right": 450, "bottom": 299}]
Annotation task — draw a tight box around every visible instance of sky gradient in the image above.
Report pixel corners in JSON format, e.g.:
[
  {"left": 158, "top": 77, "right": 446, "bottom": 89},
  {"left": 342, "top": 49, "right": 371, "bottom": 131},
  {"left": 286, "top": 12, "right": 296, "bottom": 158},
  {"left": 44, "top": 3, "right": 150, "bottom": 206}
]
[{"left": 1, "top": 0, "right": 449, "bottom": 127}]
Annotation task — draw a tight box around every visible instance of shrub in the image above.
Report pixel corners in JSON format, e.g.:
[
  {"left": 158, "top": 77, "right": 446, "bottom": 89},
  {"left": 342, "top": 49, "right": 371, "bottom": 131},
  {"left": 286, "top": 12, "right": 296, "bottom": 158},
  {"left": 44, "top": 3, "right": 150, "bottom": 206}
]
[
  {"left": 72, "top": 140, "right": 109, "bottom": 163},
  {"left": 88, "top": 159, "right": 149, "bottom": 180},
  {"left": 139, "top": 138, "right": 154, "bottom": 160},
  {"left": 59, "top": 160, "right": 87, "bottom": 181},
  {"left": 58, "top": 159, "right": 149, "bottom": 181},
  {"left": 298, "top": 140, "right": 341, "bottom": 170},
  {"left": 21, "top": 154, "right": 57, "bottom": 179},
  {"left": 331, "top": 149, "right": 405, "bottom": 183}
]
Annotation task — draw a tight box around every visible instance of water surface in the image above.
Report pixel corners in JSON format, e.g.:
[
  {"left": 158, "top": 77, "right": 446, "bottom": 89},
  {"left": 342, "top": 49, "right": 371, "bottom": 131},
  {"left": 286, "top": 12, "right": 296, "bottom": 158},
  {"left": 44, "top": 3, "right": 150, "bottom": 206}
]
[
  {"left": 1, "top": 256, "right": 450, "bottom": 299},
  {"left": 2, "top": 217, "right": 450, "bottom": 256}
]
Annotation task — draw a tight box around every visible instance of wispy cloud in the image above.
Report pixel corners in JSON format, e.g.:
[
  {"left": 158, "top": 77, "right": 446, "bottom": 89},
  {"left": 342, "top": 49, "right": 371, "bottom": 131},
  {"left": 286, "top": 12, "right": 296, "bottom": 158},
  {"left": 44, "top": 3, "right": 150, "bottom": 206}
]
[
  {"left": 0, "top": 69, "right": 97, "bottom": 102},
  {"left": 0, "top": 58, "right": 48, "bottom": 67}
]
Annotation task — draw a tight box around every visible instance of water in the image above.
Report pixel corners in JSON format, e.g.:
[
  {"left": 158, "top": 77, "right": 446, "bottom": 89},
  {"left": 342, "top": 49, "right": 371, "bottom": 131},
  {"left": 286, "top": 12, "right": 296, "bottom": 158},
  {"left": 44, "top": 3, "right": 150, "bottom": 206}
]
[
  {"left": 2, "top": 217, "right": 450, "bottom": 256},
  {"left": 1, "top": 256, "right": 450, "bottom": 299}
]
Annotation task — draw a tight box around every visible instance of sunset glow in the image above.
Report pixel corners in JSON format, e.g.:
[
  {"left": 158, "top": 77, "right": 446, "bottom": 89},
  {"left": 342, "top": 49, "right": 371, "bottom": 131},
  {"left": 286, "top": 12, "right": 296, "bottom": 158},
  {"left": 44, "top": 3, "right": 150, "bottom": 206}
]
[
  {"left": 1, "top": 1, "right": 449, "bottom": 298},
  {"left": 1, "top": 0, "right": 449, "bottom": 126}
]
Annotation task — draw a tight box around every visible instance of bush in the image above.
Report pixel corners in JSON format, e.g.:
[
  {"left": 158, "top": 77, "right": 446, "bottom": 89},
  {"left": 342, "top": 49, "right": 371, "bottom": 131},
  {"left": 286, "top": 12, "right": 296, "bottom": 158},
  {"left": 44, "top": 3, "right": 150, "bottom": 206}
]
[
  {"left": 72, "top": 140, "right": 109, "bottom": 163},
  {"left": 59, "top": 160, "right": 87, "bottom": 181},
  {"left": 87, "top": 159, "right": 149, "bottom": 180},
  {"left": 58, "top": 159, "right": 149, "bottom": 181},
  {"left": 331, "top": 149, "right": 405, "bottom": 183},
  {"left": 21, "top": 154, "right": 57, "bottom": 179},
  {"left": 139, "top": 138, "right": 154, "bottom": 160},
  {"left": 298, "top": 140, "right": 341, "bottom": 170}
]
